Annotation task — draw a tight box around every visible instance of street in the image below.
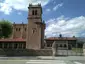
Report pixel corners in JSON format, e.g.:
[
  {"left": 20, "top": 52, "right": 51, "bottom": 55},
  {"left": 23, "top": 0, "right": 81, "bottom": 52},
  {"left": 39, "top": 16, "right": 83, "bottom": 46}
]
[{"left": 0, "top": 56, "right": 85, "bottom": 64}]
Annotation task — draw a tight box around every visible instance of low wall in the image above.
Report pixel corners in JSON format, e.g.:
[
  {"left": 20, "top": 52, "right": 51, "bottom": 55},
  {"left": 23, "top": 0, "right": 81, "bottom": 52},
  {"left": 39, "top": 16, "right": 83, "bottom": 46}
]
[
  {"left": 83, "top": 49, "right": 85, "bottom": 56},
  {"left": 0, "top": 49, "right": 52, "bottom": 56}
]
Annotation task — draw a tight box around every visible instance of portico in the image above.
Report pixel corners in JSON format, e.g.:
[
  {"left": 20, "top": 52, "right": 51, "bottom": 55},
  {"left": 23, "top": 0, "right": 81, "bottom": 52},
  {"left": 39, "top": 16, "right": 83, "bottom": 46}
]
[{"left": 0, "top": 39, "right": 26, "bottom": 49}]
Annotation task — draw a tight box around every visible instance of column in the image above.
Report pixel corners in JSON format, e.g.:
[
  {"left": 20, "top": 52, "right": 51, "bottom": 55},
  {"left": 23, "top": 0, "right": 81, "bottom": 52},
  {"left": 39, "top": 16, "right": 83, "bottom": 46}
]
[
  {"left": 12, "top": 43, "right": 14, "bottom": 49},
  {"left": 17, "top": 43, "right": 19, "bottom": 49},
  {"left": 2, "top": 43, "right": 4, "bottom": 49},
  {"left": 7, "top": 43, "right": 9, "bottom": 48},
  {"left": 66, "top": 40, "right": 68, "bottom": 56},
  {"left": 52, "top": 41, "right": 57, "bottom": 56},
  {"left": 22, "top": 43, "right": 23, "bottom": 49}
]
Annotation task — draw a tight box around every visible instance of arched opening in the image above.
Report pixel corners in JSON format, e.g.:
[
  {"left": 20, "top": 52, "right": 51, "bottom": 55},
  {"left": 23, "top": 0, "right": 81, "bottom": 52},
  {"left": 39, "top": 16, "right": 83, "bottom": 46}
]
[
  {"left": 60, "top": 44, "right": 62, "bottom": 47},
  {"left": 64, "top": 44, "right": 67, "bottom": 48}
]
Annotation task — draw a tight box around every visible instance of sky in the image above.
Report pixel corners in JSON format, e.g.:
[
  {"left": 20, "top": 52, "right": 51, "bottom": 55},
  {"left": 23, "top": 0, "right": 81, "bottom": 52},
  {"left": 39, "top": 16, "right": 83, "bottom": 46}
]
[{"left": 0, "top": 0, "right": 85, "bottom": 37}]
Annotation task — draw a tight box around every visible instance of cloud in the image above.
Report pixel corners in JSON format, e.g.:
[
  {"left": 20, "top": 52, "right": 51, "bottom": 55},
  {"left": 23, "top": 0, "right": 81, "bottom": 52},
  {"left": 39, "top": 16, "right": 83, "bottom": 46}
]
[
  {"left": 17, "top": 12, "right": 22, "bottom": 15},
  {"left": 0, "top": 0, "right": 50, "bottom": 15},
  {"left": 46, "top": 9, "right": 51, "bottom": 12},
  {"left": 45, "top": 3, "right": 63, "bottom": 13},
  {"left": 53, "top": 3, "right": 63, "bottom": 11},
  {"left": 45, "top": 16, "right": 85, "bottom": 37},
  {"left": 0, "top": 3, "right": 12, "bottom": 15}
]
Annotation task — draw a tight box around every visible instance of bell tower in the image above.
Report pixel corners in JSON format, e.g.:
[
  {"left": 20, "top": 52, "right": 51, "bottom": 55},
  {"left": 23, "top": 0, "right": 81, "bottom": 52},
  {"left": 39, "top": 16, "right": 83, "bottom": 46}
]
[{"left": 26, "top": 4, "right": 45, "bottom": 50}]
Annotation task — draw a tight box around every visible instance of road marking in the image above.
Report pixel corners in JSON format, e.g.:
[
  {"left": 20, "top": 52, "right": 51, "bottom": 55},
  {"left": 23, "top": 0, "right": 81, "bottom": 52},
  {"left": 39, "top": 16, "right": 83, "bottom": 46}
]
[
  {"left": 26, "top": 62, "right": 67, "bottom": 64},
  {"left": 26, "top": 60, "right": 67, "bottom": 64},
  {"left": 74, "top": 62, "right": 82, "bottom": 64},
  {"left": 28, "top": 60, "right": 65, "bottom": 63},
  {"left": 26, "top": 62, "right": 49, "bottom": 64}
]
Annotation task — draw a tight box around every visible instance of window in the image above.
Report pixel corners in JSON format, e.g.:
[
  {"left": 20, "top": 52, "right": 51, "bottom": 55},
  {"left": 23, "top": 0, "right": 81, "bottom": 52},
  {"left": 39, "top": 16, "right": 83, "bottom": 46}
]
[
  {"left": 19, "top": 28, "right": 21, "bottom": 31},
  {"left": 16, "top": 28, "right": 18, "bottom": 31},
  {"left": 9, "top": 43, "right": 12, "bottom": 48},
  {"left": 4, "top": 43, "right": 8, "bottom": 48},
  {"left": 0, "top": 43, "right": 2, "bottom": 48},
  {"left": 50, "top": 44, "right": 52, "bottom": 47},
  {"left": 14, "top": 43, "right": 18, "bottom": 49},
  {"left": 16, "top": 28, "right": 21, "bottom": 31},
  {"left": 19, "top": 43, "right": 22, "bottom": 48},
  {"left": 32, "top": 10, "right": 37, "bottom": 15},
  {"left": 32, "top": 29, "right": 35, "bottom": 34},
  {"left": 35, "top": 10, "right": 37, "bottom": 15},
  {"left": 25, "top": 28, "right": 26, "bottom": 31},
  {"left": 47, "top": 44, "right": 50, "bottom": 47},
  {"left": 32, "top": 10, "right": 35, "bottom": 15},
  {"left": 32, "top": 28, "right": 36, "bottom": 34}
]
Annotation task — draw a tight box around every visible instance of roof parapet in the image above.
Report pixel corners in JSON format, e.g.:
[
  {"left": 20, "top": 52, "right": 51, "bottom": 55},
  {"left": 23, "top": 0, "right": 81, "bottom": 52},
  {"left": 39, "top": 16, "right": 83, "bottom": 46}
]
[{"left": 29, "top": 3, "right": 41, "bottom": 7}]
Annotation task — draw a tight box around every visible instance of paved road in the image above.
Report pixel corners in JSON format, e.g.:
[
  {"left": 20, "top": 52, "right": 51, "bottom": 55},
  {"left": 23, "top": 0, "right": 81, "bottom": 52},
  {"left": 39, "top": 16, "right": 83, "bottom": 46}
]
[
  {"left": 0, "top": 56, "right": 85, "bottom": 64},
  {"left": 0, "top": 59, "right": 85, "bottom": 64},
  {"left": 26, "top": 60, "right": 85, "bottom": 64}
]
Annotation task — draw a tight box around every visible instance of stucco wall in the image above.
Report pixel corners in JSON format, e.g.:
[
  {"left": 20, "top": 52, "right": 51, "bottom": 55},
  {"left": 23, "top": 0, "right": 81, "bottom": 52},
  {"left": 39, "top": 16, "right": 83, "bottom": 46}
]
[
  {"left": 0, "top": 49, "right": 52, "bottom": 56},
  {"left": 11, "top": 24, "right": 27, "bottom": 39}
]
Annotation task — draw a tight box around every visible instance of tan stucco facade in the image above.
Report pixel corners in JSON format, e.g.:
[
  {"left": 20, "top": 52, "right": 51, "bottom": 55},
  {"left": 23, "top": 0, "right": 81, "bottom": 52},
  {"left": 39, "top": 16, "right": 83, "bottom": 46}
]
[
  {"left": 11, "top": 24, "right": 27, "bottom": 39},
  {"left": 26, "top": 4, "right": 45, "bottom": 50}
]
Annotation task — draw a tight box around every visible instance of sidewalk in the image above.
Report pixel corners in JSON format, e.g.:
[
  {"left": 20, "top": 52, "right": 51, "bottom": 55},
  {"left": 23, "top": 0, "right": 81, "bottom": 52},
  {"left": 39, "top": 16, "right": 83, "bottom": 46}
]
[{"left": 37, "top": 56, "right": 85, "bottom": 60}]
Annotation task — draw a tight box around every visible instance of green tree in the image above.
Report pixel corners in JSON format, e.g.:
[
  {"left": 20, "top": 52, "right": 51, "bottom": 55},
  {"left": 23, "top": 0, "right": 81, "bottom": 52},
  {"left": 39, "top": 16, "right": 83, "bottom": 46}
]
[{"left": 0, "top": 20, "right": 13, "bottom": 38}]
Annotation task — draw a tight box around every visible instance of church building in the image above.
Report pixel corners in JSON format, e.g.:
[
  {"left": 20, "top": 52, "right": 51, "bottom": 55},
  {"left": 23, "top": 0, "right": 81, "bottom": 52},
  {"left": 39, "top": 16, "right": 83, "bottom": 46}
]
[{"left": 0, "top": 4, "right": 78, "bottom": 50}]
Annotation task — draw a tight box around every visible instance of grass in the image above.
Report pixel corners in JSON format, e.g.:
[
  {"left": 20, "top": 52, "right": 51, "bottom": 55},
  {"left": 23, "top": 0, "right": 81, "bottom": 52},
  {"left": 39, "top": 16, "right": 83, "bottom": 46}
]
[
  {"left": 72, "top": 48, "right": 83, "bottom": 53},
  {"left": 0, "top": 60, "right": 28, "bottom": 64}
]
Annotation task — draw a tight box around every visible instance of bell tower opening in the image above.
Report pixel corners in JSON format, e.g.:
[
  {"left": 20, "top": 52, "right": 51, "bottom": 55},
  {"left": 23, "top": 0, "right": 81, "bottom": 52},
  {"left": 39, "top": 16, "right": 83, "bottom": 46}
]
[
  {"left": 35, "top": 10, "right": 37, "bottom": 15},
  {"left": 32, "top": 10, "right": 37, "bottom": 15},
  {"left": 32, "top": 10, "right": 35, "bottom": 15}
]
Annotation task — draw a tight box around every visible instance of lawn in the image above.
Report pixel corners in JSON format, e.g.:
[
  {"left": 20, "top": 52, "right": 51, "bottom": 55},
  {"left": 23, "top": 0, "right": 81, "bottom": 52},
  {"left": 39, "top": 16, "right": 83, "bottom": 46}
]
[{"left": 72, "top": 48, "right": 83, "bottom": 53}]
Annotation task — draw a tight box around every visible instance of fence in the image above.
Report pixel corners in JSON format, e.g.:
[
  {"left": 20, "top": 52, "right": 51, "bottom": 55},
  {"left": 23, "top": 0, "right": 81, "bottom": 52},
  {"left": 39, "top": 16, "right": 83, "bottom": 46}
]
[{"left": 56, "top": 48, "right": 83, "bottom": 56}]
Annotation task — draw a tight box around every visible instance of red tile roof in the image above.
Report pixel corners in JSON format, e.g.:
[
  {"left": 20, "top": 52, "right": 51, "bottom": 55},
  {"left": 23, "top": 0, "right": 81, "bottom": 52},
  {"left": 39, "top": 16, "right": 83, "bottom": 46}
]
[
  {"left": 0, "top": 38, "right": 26, "bottom": 42},
  {"left": 45, "top": 37, "right": 77, "bottom": 41},
  {"left": 0, "top": 37, "right": 76, "bottom": 42}
]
